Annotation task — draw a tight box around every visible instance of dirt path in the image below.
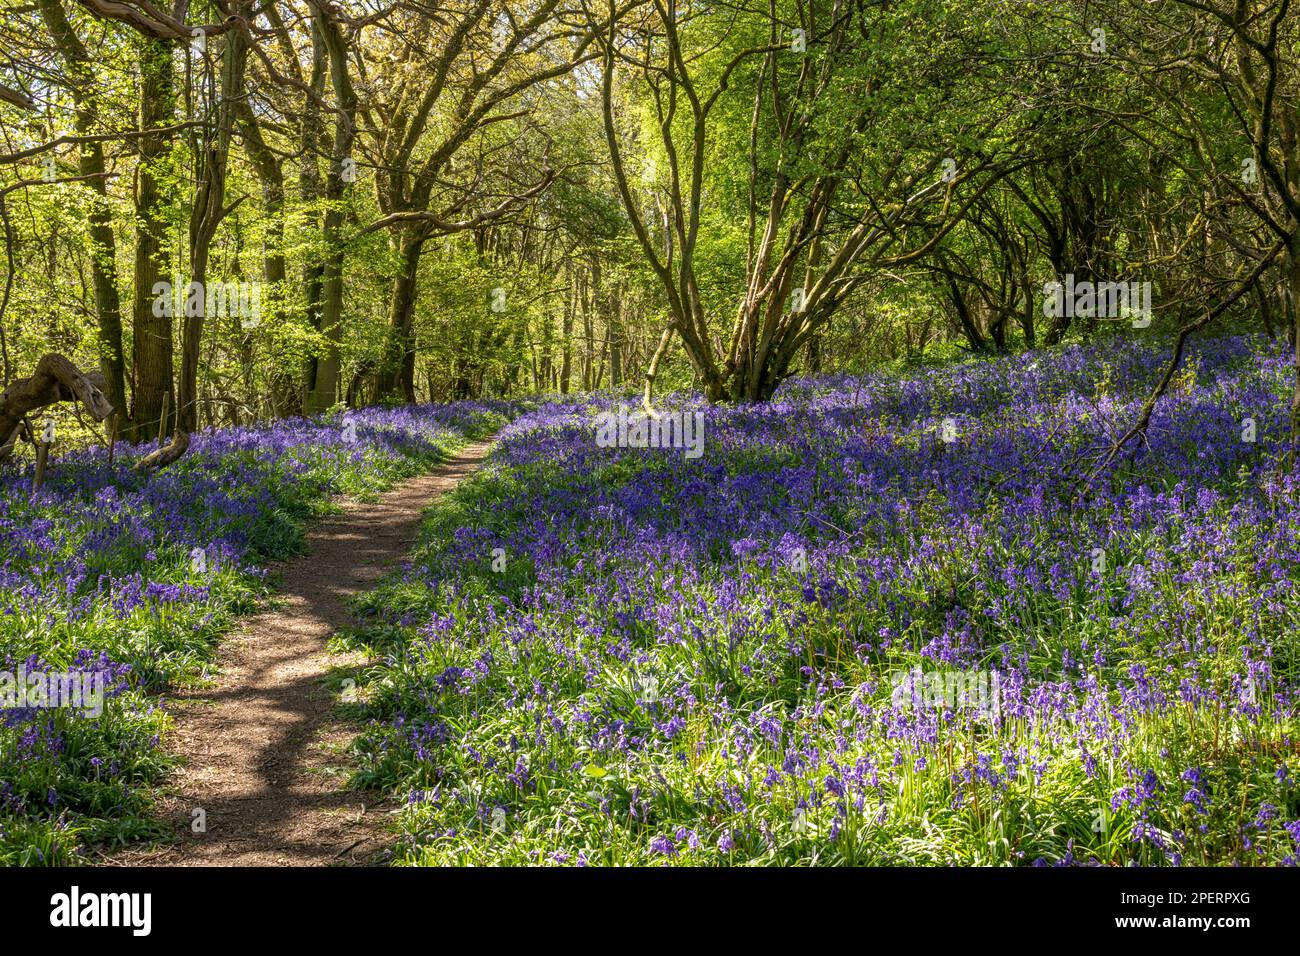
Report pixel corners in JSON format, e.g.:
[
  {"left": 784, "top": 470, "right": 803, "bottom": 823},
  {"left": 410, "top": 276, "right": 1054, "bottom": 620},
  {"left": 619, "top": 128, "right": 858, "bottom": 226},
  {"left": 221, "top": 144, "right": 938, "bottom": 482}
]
[{"left": 110, "top": 438, "right": 493, "bottom": 867}]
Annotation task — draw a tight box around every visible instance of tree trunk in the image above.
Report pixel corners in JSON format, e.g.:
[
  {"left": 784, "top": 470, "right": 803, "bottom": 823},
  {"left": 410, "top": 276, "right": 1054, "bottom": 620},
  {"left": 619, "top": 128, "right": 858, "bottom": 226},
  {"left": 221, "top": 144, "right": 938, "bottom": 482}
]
[
  {"left": 299, "top": 15, "right": 328, "bottom": 413},
  {"left": 128, "top": 34, "right": 175, "bottom": 444},
  {"left": 608, "top": 280, "right": 623, "bottom": 387},
  {"left": 1288, "top": 241, "right": 1300, "bottom": 451},
  {"left": 560, "top": 261, "right": 574, "bottom": 394},
  {"left": 236, "top": 83, "right": 294, "bottom": 417},
  {"left": 139, "top": 12, "right": 247, "bottom": 468},
  {"left": 37, "top": 0, "right": 127, "bottom": 438},
  {"left": 305, "top": 4, "right": 356, "bottom": 416},
  {"left": 376, "top": 232, "right": 425, "bottom": 403}
]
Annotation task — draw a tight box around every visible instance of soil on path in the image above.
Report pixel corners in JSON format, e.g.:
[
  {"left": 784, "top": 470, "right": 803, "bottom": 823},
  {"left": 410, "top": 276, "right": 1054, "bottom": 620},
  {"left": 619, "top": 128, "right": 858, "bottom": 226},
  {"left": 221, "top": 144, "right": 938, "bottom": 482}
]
[{"left": 109, "top": 439, "right": 494, "bottom": 867}]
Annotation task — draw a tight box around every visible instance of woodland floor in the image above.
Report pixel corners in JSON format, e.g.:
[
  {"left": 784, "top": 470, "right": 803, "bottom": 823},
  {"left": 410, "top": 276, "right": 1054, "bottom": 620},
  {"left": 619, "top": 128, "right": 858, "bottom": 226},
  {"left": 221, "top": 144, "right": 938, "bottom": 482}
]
[{"left": 104, "top": 439, "right": 495, "bottom": 867}]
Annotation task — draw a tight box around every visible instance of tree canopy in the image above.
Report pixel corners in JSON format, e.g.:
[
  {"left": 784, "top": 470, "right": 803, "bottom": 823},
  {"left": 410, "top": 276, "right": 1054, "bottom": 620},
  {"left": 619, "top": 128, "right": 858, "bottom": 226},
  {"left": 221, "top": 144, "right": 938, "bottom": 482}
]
[{"left": 1, "top": 0, "right": 1297, "bottom": 462}]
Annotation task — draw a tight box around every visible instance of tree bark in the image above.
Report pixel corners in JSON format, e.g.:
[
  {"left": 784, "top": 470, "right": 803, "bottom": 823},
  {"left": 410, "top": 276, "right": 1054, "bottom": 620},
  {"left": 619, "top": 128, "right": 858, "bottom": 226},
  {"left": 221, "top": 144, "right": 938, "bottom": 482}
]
[
  {"left": 299, "top": 13, "right": 328, "bottom": 411},
  {"left": 37, "top": 0, "right": 128, "bottom": 438},
  {"left": 376, "top": 232, "right": 426, "bottom": 403},
  {"left": 304, "top": 3, "right": 356, "bottom": 415},
  {"left": 0, "top": 353, "right": 112, "bottom": 458},
  {"left": 234, "top": 81, "right": 294, "bottom": 417},
  {"left": 560, "top": 261, "right": 574, "bottom": 394},
  {"left": 128, "top": 34, "right": 175, "bottom": 443},
  {"left": 138, "top": 9, "right": 247, "bottom": 468}
]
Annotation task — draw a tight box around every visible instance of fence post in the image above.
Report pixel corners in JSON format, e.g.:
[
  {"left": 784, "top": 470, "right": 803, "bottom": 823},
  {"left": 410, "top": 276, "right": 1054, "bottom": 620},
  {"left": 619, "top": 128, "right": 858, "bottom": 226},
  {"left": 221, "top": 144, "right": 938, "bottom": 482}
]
[
  {"left": 32, "top": 437, "right": 48, "bottom": 495},
  {"left": 157, "top": 391, "right": 170, "bottom": 446}
]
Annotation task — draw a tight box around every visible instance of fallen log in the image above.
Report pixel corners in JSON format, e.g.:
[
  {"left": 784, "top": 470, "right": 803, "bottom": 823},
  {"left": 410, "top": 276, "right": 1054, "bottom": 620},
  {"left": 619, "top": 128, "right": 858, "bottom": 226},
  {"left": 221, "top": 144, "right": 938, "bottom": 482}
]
[{"left": 0, "top": 353, "right": 112, "bottom": 461}]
